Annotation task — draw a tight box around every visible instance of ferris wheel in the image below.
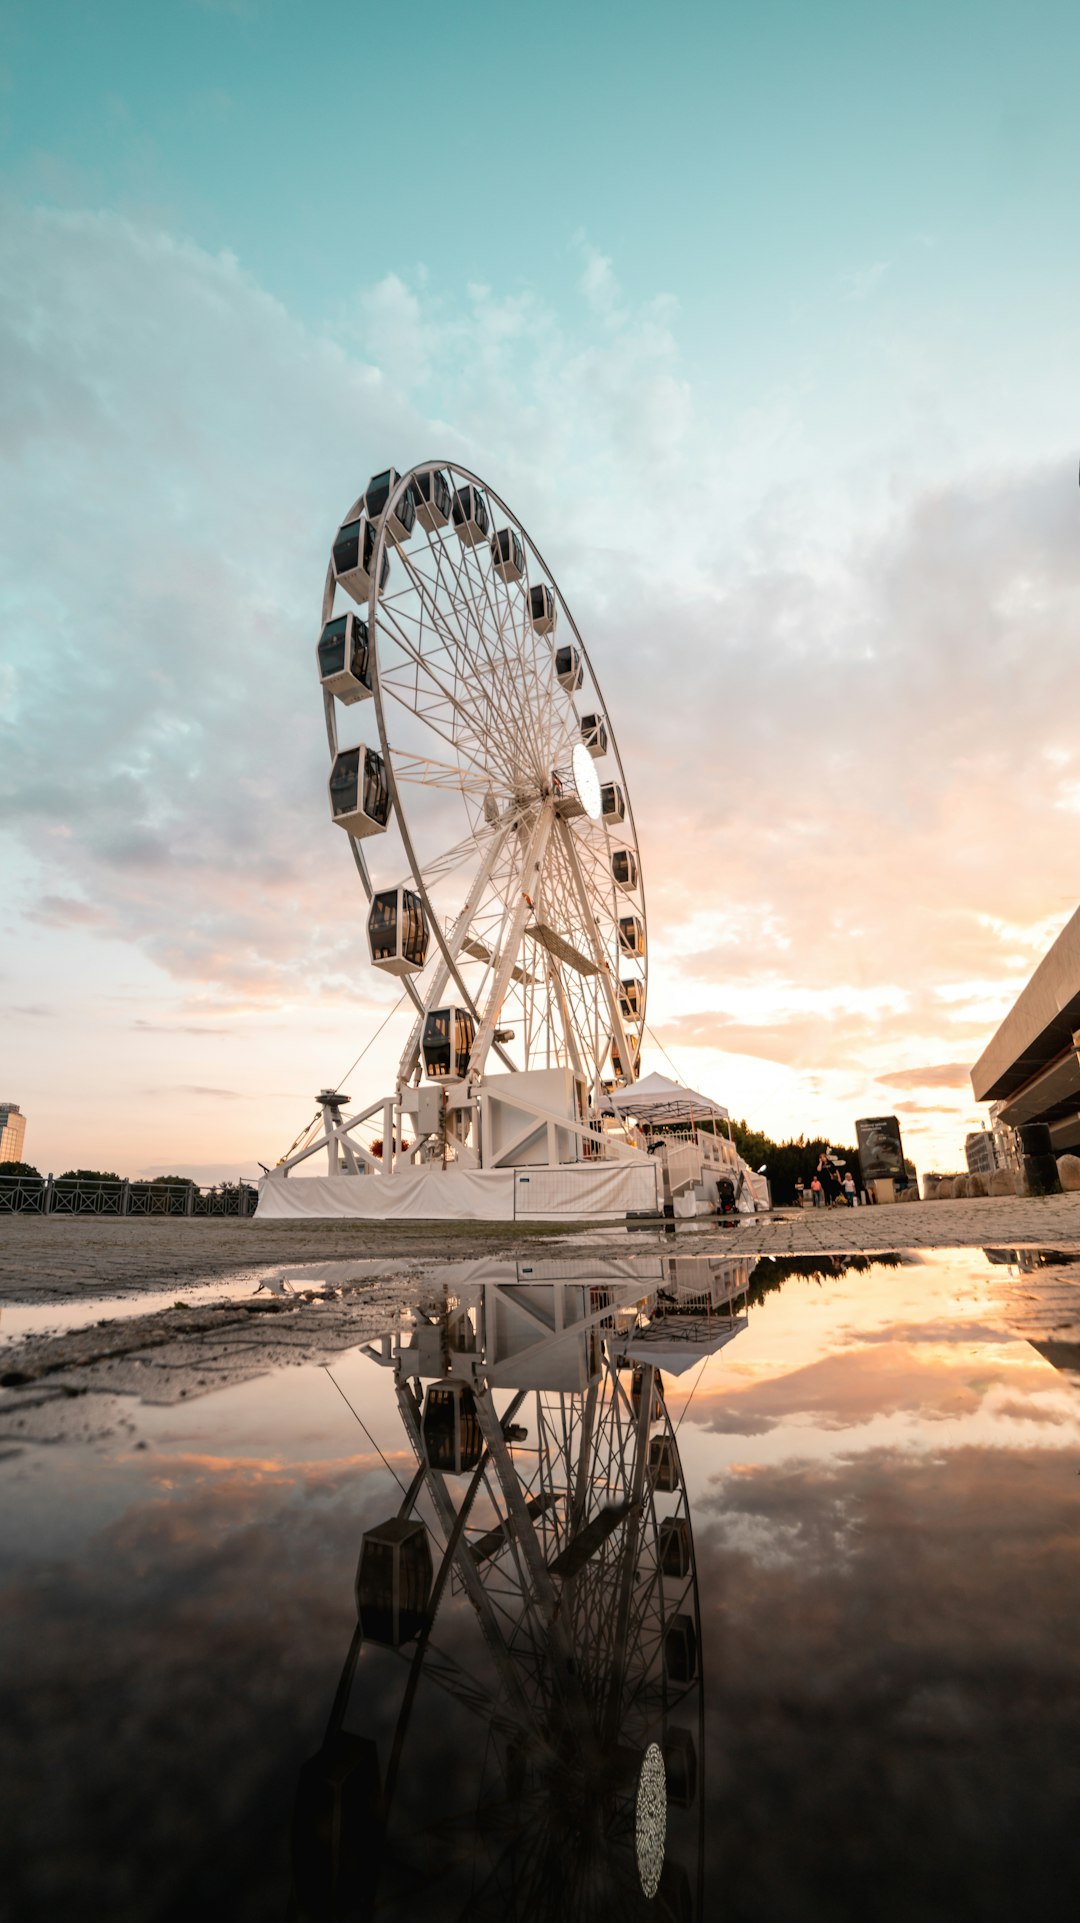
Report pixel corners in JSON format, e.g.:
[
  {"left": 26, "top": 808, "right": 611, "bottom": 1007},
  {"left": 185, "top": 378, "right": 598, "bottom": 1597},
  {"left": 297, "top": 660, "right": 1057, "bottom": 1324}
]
[{"left": 317, "top": 462, "right": 647, "bottom": 1102}]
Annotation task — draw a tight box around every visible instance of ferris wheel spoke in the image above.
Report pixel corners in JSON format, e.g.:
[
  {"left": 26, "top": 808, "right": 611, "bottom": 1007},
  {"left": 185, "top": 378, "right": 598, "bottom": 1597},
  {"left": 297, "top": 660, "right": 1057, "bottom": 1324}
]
[
  {"left": 376, "top": 594, "right": 520, "bottom": 785},
  {"left": 389, "top": 752, "right": 519, "bottom": 800},
  {"left": 381, "top": 549, "right": 530, "bottom": 787},
  {"left": 379, "top": 569, "right": 496, "bottom": 745},
  {"left": 420, "top": 526, "right": 540, "bottom": 777},
  {"left": 445, "top": 539, "right": 552, "bottom": 786}
]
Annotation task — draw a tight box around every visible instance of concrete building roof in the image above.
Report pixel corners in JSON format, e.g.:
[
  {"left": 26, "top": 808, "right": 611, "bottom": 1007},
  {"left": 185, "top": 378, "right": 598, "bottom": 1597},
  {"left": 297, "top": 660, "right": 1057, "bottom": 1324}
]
[{"left": 971, "top": 903, "right": 1080, "bottom": 1112}]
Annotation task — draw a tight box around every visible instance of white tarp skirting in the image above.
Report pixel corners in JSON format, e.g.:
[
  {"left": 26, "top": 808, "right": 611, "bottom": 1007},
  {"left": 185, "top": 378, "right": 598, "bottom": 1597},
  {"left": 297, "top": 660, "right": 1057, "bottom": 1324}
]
[
  {"left": 257, "top": 1168, "right": 516, "bottom": 1221},
  {"left": 512, "top": 1162, "right": 662, "bottom": 1218},
  {"left": 256, "top": 1160, "right": 662, "bottom": 1223}
]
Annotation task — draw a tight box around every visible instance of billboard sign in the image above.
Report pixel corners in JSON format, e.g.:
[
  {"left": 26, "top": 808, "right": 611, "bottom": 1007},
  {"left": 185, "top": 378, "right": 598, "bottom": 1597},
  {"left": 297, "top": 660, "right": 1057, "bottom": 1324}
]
[{"left": 855, "top": 1115, "right": 906, "bottom": 1184}]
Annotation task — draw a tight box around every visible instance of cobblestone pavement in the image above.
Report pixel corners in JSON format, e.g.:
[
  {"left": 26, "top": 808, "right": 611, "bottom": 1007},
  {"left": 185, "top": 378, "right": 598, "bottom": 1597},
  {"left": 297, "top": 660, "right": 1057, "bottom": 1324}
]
[
  {"left": 718, "top": 1191, "right": 1080, "bottom": 1256},
  {"left": 3, "top": 1191, "right": 1080, "bottom": 1303},
  {"left": 0, "top": 1213, "right": 584, "bottom": 1302}
]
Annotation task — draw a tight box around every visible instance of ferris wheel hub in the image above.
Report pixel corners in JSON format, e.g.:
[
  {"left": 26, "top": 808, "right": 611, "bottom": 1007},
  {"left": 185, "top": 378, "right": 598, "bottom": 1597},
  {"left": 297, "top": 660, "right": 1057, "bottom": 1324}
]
[{"left": 571, "top": 742, "right": 603, "bottom": 820}]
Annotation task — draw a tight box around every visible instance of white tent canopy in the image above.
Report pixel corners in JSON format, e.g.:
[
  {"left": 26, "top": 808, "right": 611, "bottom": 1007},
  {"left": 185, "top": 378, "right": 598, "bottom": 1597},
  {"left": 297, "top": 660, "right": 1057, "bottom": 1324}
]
[{"left": 606, "top": 1071, "right": 730, "bottom": 1127}]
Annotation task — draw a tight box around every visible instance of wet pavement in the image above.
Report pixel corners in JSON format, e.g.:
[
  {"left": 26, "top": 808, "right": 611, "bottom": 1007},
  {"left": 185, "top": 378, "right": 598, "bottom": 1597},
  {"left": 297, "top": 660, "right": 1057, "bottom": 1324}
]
[
  {"left": 7, "top": 1191, "right": 1080, "bottom": 1304},
  {"left": 2, "top": 1245, "right": 1079, "bottom": 1920}
]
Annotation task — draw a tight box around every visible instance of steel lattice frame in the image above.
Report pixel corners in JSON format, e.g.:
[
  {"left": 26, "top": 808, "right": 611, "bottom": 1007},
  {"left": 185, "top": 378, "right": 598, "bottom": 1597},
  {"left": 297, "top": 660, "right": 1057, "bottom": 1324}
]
[{"left": 321, "top": 462, "right": 647, "bottom": 1098}]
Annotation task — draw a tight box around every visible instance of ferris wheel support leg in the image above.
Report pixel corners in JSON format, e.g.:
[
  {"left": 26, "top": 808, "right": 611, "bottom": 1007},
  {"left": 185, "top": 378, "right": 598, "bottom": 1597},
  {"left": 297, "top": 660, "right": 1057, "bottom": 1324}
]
[
  {"left": 569, "top": 1375, "right": 601, "bottom": 1533},
  {"left": 544, "top": 950, "right": 588, "bottom": 1089},
  {"left": 323, "top": 1103, "right": 362, "bottom": 1176},
  {"left": 554, "top": 816, "right": 637, "bottom": 1080},
  {"left": 468, "top": 801, "right": 556, "bottom": 1090},
  {"left": 600, "top": 1362, "right": 657, "bottom": 1748},
  {"left": 394, "top": 817, "right": 514, "bottom": 1088},
  {"left": 471, "top": 1392, "right": 605, "bottom": 1773},
  {"left": 392, "top": 1382, "right": 544, "bottom": 1734}
]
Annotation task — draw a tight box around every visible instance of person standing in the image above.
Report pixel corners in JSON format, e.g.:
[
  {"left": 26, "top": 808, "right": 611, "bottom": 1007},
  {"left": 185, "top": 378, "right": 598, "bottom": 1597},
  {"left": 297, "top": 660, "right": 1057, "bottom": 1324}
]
[
  {"left": 842, "top": 1170, "right": 857, "bottom": 1207},
  {"left": 810, "top": 1175, "right": 823, "bottom": 1207}
]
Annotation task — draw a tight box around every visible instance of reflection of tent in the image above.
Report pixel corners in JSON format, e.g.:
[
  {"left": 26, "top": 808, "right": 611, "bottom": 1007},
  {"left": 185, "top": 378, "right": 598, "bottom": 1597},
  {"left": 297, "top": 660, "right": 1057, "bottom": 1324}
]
[
  {"left": 620, "top": 1315, "right": 748, "bottom": 1372},
  {"left": 606, "top": 1072, "right": 730, "bottom": 1127}
]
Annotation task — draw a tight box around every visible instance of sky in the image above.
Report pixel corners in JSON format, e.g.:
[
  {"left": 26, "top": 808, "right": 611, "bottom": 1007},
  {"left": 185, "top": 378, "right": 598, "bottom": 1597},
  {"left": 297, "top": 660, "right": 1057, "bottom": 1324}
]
[{"left": 3, "top": 0, "right": 1080, "bottom": 1180}]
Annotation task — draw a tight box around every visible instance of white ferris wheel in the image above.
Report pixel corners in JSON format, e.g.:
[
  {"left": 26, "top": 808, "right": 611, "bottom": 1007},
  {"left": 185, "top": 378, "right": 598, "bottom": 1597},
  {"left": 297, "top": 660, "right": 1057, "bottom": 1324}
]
[{"left": 312, "top": 462, "right": 647, "bottom": 1165}]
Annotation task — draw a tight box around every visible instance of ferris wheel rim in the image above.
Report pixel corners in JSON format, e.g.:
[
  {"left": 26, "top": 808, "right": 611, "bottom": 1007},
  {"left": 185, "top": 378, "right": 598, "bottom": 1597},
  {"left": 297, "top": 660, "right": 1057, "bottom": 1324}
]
[
  {"left": 320, "top": 459, "right": 648, "bottom": 1091},
  {"left": 372, "top": 461, "right": 647, "bottom": 1085}
]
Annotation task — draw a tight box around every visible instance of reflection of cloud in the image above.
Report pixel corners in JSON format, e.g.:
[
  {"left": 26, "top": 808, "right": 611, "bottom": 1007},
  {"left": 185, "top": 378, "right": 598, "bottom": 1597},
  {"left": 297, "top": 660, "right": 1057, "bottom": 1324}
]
[
  {"left": 692, "top": 1341, "right": 981, "bottom": 1436},
  {"left": 692, "top": 1444, "right": 1080, "bottom": 1914},
  {"left": 691, "top": 1332, "right": 1079, "bottom": 1441},
  {"left": 0, "top": 1455, "right": 399, "bottom": 1917}
]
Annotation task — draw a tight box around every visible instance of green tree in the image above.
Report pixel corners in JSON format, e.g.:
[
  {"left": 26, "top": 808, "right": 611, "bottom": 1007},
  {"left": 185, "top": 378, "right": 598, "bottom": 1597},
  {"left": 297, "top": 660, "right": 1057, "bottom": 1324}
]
[
  {"left": 0, "top": 1160, "right": 42, "bottom": 1182},
  {"left": 701, "top": 1126, "right": 863, "bottom": 1204},
  {"left": 726, "top": 1118, "right": 773, "bottom": 1171},
  {"left": 56, "top": 1169, "right": 122, "bottom": 1186}
]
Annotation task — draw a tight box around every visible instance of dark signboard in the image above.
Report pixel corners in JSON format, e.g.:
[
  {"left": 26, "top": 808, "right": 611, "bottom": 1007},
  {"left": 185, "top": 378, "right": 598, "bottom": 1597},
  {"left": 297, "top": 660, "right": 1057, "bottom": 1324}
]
[{"left": 855, "top": 1115, "right": 906, "bottom": 1184}]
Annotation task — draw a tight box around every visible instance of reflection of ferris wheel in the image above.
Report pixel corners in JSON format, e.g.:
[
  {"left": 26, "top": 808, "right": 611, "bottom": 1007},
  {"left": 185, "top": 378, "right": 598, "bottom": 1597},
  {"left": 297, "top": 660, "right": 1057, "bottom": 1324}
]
[
  {"left": 290, "top": 1271, "right": 712, "bottom": 1921},
  {"left": 317, "top": 463, "right": 646, "bottom": 1100}
]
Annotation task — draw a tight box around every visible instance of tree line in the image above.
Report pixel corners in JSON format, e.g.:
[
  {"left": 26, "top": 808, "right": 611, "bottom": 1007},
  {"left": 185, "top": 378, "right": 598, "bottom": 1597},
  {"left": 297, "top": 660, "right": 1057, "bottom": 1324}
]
[
  {"left": 703, "top": 1121, "right": 865, "bottom": 1205},
  {"left": 0, "top": 1162, "right": 252, "bottom": 1196}
]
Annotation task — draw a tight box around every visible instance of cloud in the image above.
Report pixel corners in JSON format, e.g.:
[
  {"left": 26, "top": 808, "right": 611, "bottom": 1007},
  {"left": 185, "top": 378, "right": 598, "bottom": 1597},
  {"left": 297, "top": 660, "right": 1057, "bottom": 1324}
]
[
  {"left": 840, "top": 259, "right": 889, "bottom": 301},
  {"left": 132, "top": 1019, "right": 235, "bottom": 1035},
  {"left": 28, "top": 895, "right": 108, "bottom": 927},
  {"left": 877, "top": 1062, "right": 975, "bottom": 1089}
]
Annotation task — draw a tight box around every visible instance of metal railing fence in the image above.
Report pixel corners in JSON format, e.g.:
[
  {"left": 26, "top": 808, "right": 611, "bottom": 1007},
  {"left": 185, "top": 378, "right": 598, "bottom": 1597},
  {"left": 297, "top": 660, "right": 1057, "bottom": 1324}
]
[{"left": 0, "top": 1177, "right": 260, "bottom": 1218}]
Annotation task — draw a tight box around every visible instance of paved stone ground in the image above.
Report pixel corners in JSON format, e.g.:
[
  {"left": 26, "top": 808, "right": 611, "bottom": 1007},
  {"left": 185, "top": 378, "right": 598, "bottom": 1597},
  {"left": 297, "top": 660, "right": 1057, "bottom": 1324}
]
[
  {"left": 0, "top": 1213, "right": 585, "bottom": 1302},
  {"left": 3, "top": 1191, "right": 1080, "bottom": 1303},
  {"left": 720, "top": 1191, "right": 1080, "bottom": 1256}
]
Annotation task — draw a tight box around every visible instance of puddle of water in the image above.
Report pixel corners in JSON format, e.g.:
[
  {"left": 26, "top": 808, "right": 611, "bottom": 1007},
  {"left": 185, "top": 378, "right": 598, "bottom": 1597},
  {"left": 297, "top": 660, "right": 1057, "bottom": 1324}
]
[
  {"left": 1, "top": 1248, "right": 1079, "bottom": 1920},
  {"left": 0, "top": 1259, "right": 395, "bottom": 1345},
  {"left": 0, "top": 1276, "right": 259, "bottom": 1344}
]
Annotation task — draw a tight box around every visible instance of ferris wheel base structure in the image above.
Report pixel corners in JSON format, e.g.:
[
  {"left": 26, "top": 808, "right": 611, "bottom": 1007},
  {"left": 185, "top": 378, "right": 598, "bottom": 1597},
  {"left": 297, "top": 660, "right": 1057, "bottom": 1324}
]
[
  {"left": 258, "top": 1063, "right": 667, "bottom": 1221},
  {"left": 255, "top": 1156, "right": 662, "bottom": 1223}
]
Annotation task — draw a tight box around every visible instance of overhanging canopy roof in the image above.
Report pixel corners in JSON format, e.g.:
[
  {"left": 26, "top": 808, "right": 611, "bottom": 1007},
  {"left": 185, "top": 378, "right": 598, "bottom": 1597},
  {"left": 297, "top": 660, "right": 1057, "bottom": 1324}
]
[{"left": 606, "top": 1071, "right": 729, "bottom": 1126}]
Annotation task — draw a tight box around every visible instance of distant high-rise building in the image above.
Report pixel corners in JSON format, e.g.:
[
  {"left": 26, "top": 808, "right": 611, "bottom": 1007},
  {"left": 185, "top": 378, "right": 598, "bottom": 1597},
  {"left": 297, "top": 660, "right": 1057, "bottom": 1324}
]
[
  {"left": 965, "top": 1129, "right": 1001, "bottom": 1176},
  {"left": 0, "top": 1102, "right": 27, "bottom": 1164}
]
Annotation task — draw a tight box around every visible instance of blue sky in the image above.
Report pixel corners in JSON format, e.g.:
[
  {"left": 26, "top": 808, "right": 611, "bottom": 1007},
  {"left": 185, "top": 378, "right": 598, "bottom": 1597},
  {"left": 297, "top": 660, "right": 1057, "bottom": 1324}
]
[
  {"left": 3, "top": 0, "right": 1080, "bottom": 1177},
  {"left": 7, "top": 0, "right": 1077, "bottom": 406}
]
